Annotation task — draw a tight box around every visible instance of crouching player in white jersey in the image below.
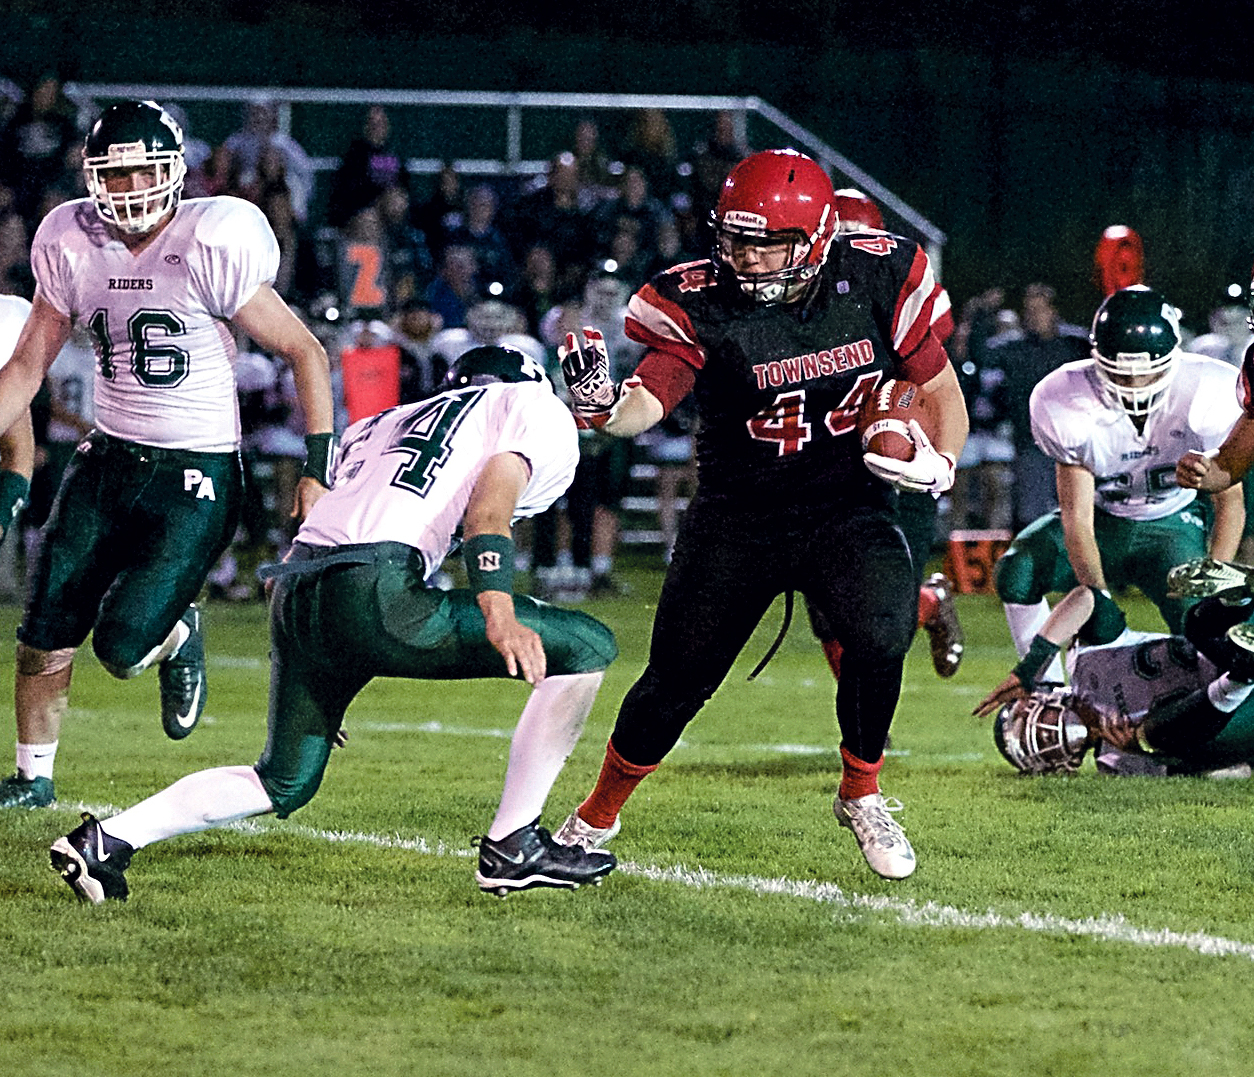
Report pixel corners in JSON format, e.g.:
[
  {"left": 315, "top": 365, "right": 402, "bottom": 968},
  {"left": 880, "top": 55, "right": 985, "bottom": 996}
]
[
  {"left": 0, "top": 101, "right": 336, "bottom": 809},
  {"left": 974, "top": 559, "right": 1254, "bottom": 777},
  {"left": 994, "top": 285, "right": 1244, "bottom": 678},
  {"left": 49, "top": 345, "right": 619, "bottom": 902}
]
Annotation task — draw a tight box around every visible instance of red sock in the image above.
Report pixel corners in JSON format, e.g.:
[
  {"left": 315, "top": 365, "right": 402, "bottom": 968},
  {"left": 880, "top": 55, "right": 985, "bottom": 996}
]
[
  {"left": 917, "top": 585, "right": 939, "bottom": 628},
  {"left": 822, "top": 638, "right": 843, "bottom": 680},
  {"left": 578, "top": 740, "right": 658, "bottom": 828},
  {"left": 838, "top": 745, "right": 884, "bottom": 801}
]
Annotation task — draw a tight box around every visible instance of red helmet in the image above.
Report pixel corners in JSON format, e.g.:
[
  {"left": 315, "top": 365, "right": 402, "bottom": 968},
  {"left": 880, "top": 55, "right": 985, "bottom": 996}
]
[
  {"left": 833, "top": 188, "right": 884, "bottom": 233},
  {"left": 714, "top": 149, "right": 836, "bottom": 304},
  {"left": 1093, "top": 225, "right": 1144, "bottom": 297}
]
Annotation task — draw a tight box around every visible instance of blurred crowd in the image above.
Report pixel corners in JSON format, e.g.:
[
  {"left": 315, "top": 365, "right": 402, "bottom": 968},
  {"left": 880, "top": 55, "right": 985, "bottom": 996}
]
[{"left": 1, "top": 75, "right": 1248, "bottom": 604}]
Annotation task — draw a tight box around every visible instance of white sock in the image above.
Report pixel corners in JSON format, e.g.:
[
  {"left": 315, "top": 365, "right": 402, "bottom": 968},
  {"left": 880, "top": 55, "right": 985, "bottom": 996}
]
[
  {"left": 1004, "top": 599, "right": 1065, "bottom": 681},
  {"left": 1208, "top": 674, "right": 1254, "bottom": 713},
  {"left": 592, "top": 554, "right": 613, "bottom": 577},
  {"left": 487, "top": 671, "right": 603, "bottom": 840},
  {"left": 101, "top": 765, "right": 274, "bottom": 850},
  {"left": 16, "top": 741, "right": 57, "bottom": 781}
]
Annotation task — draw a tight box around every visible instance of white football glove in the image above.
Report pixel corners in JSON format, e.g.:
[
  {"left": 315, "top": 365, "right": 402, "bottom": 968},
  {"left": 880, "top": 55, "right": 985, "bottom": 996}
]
[
  {"left": 863, "top": 419, "right": 956, "bottom": 494},
  {"left": 558, "top": 326, "right": 618, "bottom": 419}
]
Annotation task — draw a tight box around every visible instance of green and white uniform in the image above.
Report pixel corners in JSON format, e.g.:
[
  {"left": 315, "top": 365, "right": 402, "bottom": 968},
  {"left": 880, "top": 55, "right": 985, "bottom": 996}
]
[
  {"left": 996, "top": 353, "right": 1241, "bottom": 632},
  {"left": 20, "top": 196, "right": 273, "bottom": 663},
  {"left": 259, "top": 380, "right": 617, "bottom": 816}
]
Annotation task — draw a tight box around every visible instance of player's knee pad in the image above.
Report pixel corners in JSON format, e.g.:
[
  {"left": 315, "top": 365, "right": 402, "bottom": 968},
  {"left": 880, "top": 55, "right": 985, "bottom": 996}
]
[
  {"left": 15, "top": 643, "right": 76, "bottom": 677},
  {"left": 993, "top": 547, "right": 1043, "bottom": 605},
  {"left": 255, "top": 763, "right": 326, "bottom": 820}
]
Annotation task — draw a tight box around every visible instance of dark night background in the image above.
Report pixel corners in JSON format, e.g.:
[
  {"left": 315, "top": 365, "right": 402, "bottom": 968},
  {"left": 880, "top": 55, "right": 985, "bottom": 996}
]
[{"left": 3, "top": 0, "right": 1254, "bottom": 327}]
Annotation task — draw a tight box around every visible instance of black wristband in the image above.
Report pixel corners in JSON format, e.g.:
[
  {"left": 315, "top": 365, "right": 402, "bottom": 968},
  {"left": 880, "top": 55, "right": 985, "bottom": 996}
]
[
  {"left": 302, "top": 433, "right": 340, "bottom": 487},
  {"left": 464, "top": 533, "right": 515, "bottom": 596},
  {"left": 1011, "top": 634, "right": 1059, "bottom": 686}
]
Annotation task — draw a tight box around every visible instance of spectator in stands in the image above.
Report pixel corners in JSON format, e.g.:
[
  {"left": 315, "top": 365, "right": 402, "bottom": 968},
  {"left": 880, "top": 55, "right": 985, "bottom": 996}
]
[
  {"left": 0, "top": 74, "right": 78, "bottom": 231},
  {"left": 376, "top": 183, "right": 434, "bottom": 310},
  {"left": 185, "top": 143, "right": 243, "bottom": 200},
  {"left": 444, "top": 184, "right": 516, "bottom": 296},
  {"left": 687, "top": 110, "right": 750, "bottom": 253},
  {"left": 592, "top": 165, "right": 671, "bottom": 271},
  {"left": 327, "top": 105, "right": 409, "bottom": 230},
  {"left": 259, "top": 185, "right": 324, "bottom": 307},
  {"left": 414, "top": 161, "right": 464, "bottom": 258},
  {"left": 425, "top": 244, "right": 482, "bottom": 331},
  {"left": 223, "top": 97, "right": 314, "bottom": 223},
  {"left": 569, "top": 116, "right": 616, "bottom": 202},
  {"left": 507, "top": 242, "right": 563, "bottom": 341},
  {"left": 0, "top": 211, "right": 33, "bottom": 298},
  {"left": 503, "top": 153, "right": 596, "bottom": 298},
  {"left": 619, "top": 109, "right": 684, "bottom": 213},
  {"left": 983, "top": 283, "right": 1091, "bottom": 531},
  {"left": 390, "top": 300, "right": 446, "bottom": 403}
]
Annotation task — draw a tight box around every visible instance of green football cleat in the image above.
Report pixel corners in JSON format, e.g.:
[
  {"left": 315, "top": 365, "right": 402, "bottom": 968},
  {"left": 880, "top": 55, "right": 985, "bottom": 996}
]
[
  {"left": 0, "top": 773, "right": 55, "bottom": 809},
  {"left": 1166, "top": 558, "right": 1254, "bottom": 604}
]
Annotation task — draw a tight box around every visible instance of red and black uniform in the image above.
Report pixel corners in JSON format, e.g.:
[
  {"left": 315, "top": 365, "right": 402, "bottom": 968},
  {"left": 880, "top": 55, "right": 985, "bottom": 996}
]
[{"left": 610, "top": 234, "right": 949, "bottom": 767}]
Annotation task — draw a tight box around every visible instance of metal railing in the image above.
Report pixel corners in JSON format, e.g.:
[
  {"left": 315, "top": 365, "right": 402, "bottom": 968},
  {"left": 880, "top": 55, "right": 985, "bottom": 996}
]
[{"left": 66, "top": 84, "right": 946, "bottom": 271}]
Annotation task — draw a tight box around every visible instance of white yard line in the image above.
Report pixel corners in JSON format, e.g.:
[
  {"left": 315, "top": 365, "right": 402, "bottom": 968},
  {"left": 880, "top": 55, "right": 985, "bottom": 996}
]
[{"left": 77, "top": 800, "right": 1254, "bottom": 963}]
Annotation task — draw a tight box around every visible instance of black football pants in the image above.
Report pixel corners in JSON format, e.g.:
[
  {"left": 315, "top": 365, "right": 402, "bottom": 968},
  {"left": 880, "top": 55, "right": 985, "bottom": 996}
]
[{"left": 609, "top": 495, "right": 916, "bottom": 766}]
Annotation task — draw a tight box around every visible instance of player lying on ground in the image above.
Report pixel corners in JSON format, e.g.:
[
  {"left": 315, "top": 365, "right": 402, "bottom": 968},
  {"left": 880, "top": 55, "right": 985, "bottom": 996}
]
[
  {"left": 49, "top": 346, "right": 618, "bottom": 902},
  {"left": 973, "top": 559, "right": 1254, "bottom": 776}
]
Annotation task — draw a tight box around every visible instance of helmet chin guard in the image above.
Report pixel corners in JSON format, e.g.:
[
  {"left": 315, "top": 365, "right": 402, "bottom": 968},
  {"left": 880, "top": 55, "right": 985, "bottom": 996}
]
[{"left": 1089, "top": 285, "right": 1182, "bottom": 418}]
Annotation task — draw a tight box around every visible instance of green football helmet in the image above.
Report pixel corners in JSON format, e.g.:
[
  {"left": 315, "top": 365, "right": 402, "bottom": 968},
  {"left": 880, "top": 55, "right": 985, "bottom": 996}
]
[
  {"left": 443, "top": 345, "right": 548, "bottom": 390},
  {"left": 1089, "top": 284, "right": 1181, "bottom": 417},
  {"left": 83, "top": 100, "right": 186, "bottom": 235}
]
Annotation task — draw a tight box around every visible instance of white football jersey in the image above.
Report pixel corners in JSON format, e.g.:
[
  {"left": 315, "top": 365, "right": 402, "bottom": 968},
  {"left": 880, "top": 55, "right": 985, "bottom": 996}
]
[
  {"left": 1030, "top": 353, "right": 1240, "bottom": 521},
  {"left": 1070, "top": 631, "right": 1216, "bottom": 722},
  {"left": 296, "top": 380, "right": 578, "bottom": 581},
  {"left": 30, "top": 196, "right": 280, "bottom": 451},
  {"left": 0, "top": 294, "right": 32, "bottom": 372}
]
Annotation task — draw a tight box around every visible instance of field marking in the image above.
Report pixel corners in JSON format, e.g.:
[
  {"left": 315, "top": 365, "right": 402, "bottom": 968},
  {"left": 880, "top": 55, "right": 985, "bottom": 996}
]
[
  {"left": 350, "top": 720, "right": 987, "bottom": 762},
  {"left": 78, "top": 800, "right": 1254, "bottom": 963}
]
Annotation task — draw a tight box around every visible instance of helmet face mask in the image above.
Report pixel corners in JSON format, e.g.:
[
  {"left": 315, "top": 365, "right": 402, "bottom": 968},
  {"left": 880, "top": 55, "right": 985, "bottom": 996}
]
[
  {"left": 83, "top": 101, "right": 186, "bottom": 236},
  {"left": 713, "top": 149, "right": 836, "bottom": 306},
  {"left": 1089, "top": 285, "right": 1181, "bottom": 418},
  {"left": 993, "top": 689, "right": 1092, "bottom": 775}
]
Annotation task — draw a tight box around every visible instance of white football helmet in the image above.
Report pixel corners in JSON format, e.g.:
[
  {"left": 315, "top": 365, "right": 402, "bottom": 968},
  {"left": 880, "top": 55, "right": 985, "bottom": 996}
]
[{"left": 993, "top": 689, "right": 1092, "bottom": 775}]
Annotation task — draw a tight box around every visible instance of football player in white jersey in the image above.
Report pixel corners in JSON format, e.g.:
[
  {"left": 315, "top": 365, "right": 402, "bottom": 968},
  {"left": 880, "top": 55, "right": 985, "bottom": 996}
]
[
  {"left": 0, "top": 294, "right": 35, "bottom": 553},
  {"left": 995, "top": 285, "right": 1244, "bottom": 668},
  {"left": 0, "top": 100, "right": 335, "bottom": 809},
  {"left": 49, "top": 346, "right": 619, "bottom": 902},
  {"left": 974, "top": 561, "right": 1254, "bottom": 778}
]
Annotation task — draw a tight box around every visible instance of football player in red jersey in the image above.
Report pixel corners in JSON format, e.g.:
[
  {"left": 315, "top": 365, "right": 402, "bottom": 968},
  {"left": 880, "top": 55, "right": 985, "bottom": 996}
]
[
  {"left": 814, "top": 189, "right": 963, "bottom": 682},
  {"left": 552, "top": 150, "right": 968, "bottom": 879}
]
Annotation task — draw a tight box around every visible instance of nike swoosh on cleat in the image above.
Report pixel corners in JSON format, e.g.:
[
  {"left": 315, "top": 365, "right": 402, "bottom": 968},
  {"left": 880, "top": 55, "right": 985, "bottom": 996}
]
[
  {"left": 94, "top": 828, "right": 110, "bottom": 863},
  {"left": 175, "top": 679, "right": 203, "bottom": 728},
  {"left": 494, "top": 848, "right": 526, "bottom": 865}
]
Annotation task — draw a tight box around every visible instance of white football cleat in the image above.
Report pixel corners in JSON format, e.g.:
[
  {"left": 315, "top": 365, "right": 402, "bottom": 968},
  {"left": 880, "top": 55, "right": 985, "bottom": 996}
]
[
  {"left": 552, "top": 809, "right": 621, "bottom": 851},
  {"left": 834, "top": 793, "right": 916, "bottom": 879}
]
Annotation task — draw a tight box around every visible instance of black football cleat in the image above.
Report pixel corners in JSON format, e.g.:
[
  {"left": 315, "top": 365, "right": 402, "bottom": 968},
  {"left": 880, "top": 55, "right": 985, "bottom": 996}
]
[
  {"left": 159, "top": 604, "right": 206, "bottom": 739},
  {"left": 922, "top": 573, "right": 964, "bottom": 678},
  {"left": 474, "top": 820, "right": 616, "bottom": 897},
  {"left": 50, "top": 812, "right": 135, "bottom": 903}
]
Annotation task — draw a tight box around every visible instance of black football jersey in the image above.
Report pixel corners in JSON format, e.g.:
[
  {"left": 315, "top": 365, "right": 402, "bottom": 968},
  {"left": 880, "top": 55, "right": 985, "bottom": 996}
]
[{"left": 625, "top": 233, "right": 948, "bottom": 505}]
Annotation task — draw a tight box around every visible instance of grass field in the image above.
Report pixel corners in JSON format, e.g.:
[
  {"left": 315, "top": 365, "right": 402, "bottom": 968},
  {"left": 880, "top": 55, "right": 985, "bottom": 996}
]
[{"left": 3, "top": 556, "right": 1254, "bottom": 1077}]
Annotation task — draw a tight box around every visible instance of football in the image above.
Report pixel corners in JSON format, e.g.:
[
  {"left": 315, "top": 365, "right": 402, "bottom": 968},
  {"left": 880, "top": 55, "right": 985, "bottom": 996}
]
[{"left": 858, "top": 378, "right": 926, "bottom": 461}]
